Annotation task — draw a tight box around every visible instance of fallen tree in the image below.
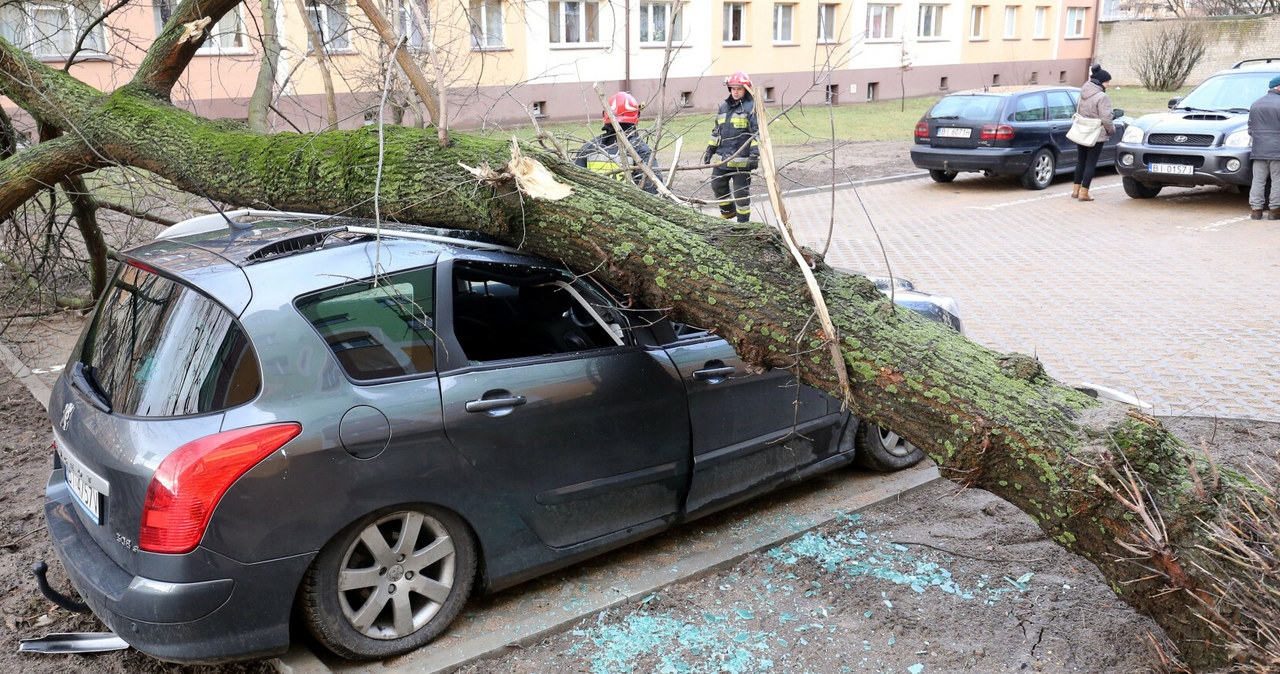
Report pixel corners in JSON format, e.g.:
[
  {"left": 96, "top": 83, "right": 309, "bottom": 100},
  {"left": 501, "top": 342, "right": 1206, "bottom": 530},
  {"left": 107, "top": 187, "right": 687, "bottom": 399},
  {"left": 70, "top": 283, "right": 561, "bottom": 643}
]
[{"left": 1, "top": 3, "right": 1274, "bottom": 670}]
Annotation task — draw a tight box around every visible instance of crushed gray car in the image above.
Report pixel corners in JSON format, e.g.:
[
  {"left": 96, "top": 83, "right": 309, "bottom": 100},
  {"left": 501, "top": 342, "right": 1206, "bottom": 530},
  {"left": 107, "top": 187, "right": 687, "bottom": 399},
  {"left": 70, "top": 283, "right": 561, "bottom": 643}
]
[{"left": 40, "top": 210, "right": 961, "bottom": 664}]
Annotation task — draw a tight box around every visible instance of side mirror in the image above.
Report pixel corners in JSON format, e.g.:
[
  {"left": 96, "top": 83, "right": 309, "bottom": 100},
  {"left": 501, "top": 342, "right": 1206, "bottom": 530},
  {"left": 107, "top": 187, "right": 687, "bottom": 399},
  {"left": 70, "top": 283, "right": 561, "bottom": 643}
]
[
  {"left": 1112, "top": 108, "right": 1124, "bottom": 119},
  {"left": 1168, "top": 96, "right": 1183, "bottom": 109}
]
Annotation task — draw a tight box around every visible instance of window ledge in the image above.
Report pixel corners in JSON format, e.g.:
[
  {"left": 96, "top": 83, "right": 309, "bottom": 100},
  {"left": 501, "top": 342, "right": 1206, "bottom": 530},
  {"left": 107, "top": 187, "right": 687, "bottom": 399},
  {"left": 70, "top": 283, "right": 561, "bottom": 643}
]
[
  {"left": 639, "top": 42, "right": 691, "bottom": 49},
  {"left": 722, "top": 41, "right": 750, "bottom": 47},
  {"left": 968, "top": 37, "right": 989, "bottom": 42},
  {"left": 549, "top": 42, "right": 607, "bottom": 50},
  {"left": 771, "top": 41, "right": 799, "bottom": 46},
  {"left": 471, "top": 45, "right": 512, "bottom": 52},
  {"left": 38, "top": 52, "right": 112, "bottom": 64},
  {"left": 917, "top": 36, "right": 947, "bottom": 42},
  {"left": 865, "top": 38, "right": 901, "bottom": 44},
  {"left": 195, "top": 47, "right": 255, "bottom": 56},
  {"left": 816, "top": 38, "right": 842, "bottom": 45},
  {"left": 1063, "top": 35, "right": 1088, "bottom": 39},
  {"left": 1002, "top": 36, "right": 1020, "bottom": 40}
]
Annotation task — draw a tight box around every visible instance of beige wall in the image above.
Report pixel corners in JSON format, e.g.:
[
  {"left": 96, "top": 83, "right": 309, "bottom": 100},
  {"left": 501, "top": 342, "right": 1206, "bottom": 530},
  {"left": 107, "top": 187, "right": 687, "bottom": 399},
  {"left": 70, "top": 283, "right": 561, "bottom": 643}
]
[{"left": 1097, "top": 15, "right": 1279, "bottom": 86}]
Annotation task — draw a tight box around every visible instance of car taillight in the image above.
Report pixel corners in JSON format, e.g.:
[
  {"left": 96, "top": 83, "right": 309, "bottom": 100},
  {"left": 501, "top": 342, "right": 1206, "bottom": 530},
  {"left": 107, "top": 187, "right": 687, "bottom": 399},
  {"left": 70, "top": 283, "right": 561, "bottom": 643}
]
[
  {"left": 914, "top": 121, "right": 930, "bottom": 138},
  {"left": 980, "top": 124, "right": 1014, "bottom": 140},
  {"left": 140, "top": 423, "right": 301, "bottom": 554}
]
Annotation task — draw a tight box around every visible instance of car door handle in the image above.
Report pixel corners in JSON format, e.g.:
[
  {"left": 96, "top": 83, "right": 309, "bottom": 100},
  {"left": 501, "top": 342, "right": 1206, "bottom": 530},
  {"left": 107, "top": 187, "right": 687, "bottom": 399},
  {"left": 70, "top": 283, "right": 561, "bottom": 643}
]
[
  {"left": 692, "top": 366, "right": 737, "bottom": 381},
  {"left": 465, "top": 395, "right": 527, "bottom": 413}
]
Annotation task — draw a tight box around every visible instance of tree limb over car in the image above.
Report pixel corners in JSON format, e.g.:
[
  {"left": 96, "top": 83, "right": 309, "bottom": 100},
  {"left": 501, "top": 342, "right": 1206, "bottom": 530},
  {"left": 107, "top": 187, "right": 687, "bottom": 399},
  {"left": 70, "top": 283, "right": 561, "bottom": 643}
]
[{"left": 0, "top": 2, "right": 1272, "bottom": 668}]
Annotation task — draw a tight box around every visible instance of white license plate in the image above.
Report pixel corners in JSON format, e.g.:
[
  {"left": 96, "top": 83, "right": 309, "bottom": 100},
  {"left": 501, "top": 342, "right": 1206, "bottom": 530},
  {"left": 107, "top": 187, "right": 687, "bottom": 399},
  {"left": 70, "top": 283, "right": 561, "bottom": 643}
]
[
  {"left": 937, "top": 127, "right": 972, "bottom": 138},
  {"left": 60, "top": 447, "right": 106, "bottom": 525},
  {"left": 1149, "top": 162, "right": 1194, "bottom": 176}
]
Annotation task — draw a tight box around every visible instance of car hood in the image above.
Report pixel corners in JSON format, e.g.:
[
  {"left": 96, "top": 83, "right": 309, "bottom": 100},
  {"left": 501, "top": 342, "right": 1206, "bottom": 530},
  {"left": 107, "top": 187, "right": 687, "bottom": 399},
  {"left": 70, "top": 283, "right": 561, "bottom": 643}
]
[{"left": 1130, "top": 110, "right": 1248, "bottom": 135}]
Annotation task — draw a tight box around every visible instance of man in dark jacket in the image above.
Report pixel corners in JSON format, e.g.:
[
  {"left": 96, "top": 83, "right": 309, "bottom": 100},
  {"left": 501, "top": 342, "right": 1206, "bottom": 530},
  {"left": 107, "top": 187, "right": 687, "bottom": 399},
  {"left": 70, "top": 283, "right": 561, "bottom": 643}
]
[
  {"left": 1247, "top": 75, "right": 1280, "bottom": 219},
  {"left": 575, "top": 92, "right": 661, "bottom": 194},
  {"left": 702, "top": 72, "right": 759, "bottom": 222}
]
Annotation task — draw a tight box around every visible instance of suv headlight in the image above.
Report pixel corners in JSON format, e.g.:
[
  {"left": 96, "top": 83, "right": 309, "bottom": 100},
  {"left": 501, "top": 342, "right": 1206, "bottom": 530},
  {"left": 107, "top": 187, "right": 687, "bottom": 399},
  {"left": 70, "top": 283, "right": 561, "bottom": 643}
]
[
  {"left": 1122, "top": 126, "right": 1145, "bottom": 143},
  {"left": 1225, "top": 129, "right": 1251, "bottom": 148}
]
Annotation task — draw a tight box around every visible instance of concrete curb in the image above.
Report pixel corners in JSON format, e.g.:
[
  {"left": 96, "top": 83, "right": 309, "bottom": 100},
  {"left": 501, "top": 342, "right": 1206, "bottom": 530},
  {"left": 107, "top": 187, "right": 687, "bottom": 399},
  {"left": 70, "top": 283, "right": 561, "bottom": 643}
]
[{"left": 0, "top": 339, "right": 51, "bottom": 410}]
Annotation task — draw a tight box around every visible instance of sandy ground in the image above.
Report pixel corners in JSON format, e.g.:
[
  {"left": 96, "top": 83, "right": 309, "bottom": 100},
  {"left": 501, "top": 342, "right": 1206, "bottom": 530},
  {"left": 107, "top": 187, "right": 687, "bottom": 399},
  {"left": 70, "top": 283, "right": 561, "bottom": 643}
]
[{"left": 2, "top": 141, "right": 1274, "bottom": 673}]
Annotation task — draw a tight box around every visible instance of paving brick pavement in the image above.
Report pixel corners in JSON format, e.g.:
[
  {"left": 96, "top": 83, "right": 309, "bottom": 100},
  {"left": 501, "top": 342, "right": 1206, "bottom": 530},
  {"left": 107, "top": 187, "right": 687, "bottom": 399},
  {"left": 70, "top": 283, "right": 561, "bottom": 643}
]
[{"left": 765, "top": 172, "right": 1280, "bottom": 422}]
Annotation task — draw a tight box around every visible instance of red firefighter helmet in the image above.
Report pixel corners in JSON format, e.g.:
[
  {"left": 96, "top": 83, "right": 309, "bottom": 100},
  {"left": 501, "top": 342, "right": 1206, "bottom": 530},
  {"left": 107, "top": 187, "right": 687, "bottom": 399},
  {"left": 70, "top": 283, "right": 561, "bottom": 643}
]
[
  {"left": 604, "top": 92, "right": 642, "bottom": 124},
  {"left": 725, "top": 71, "right": 753, "bottom": 89}
]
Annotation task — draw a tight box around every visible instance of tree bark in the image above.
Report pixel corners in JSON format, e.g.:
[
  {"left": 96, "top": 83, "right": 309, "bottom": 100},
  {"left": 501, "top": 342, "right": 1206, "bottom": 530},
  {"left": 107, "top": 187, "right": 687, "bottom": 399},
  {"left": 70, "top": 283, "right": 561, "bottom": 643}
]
[
  {"left": 0, "top": 20, "right": 1266, "bottom": 672},
  {"left": 247, "top": 0, "right": 283, "bottom": 132}
]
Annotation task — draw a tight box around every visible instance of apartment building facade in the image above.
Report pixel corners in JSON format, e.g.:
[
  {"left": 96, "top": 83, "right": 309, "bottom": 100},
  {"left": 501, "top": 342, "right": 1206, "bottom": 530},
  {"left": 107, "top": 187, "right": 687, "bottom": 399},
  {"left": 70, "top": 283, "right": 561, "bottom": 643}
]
[{"left": 1, "top": 0, "right": 1098, "bottom": 130}]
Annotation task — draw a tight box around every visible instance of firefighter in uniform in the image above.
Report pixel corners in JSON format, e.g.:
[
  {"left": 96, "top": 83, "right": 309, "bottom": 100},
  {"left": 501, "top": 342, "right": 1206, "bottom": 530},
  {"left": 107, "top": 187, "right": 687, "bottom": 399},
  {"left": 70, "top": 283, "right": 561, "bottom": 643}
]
[
  {"left": 702, "top": 71, "right": 759, "bottom": 222},
  {"left": 574, "top": 92, "right": 661, "bottom": 194}
]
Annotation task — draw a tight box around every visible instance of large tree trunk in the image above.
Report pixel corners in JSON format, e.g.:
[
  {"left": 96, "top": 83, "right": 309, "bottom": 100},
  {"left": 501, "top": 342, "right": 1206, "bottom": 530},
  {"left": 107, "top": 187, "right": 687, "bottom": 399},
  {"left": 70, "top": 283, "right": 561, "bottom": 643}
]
[{"left": 0, "top": 15, "right": 1268, "bottom": 671}]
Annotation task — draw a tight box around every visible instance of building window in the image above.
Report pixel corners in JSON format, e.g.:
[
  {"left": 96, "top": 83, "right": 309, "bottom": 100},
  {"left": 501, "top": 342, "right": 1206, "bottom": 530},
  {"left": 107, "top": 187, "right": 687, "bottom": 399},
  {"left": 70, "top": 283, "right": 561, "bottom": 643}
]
[
  {"left": 866, "top": 4, "right": 895, "bottom": 40},
  {"left": 1030, "top": 70, "right": 1038, "bottom": 83},
  {"left": 764, "top": 86, "right": 775, "bottom": 100},
  {"left": 398, "top": 1, "right": 429, "bottom": 50},
  {"left": 818, "top": 3, "right": 838, "bottom": 42},
  {"left": 1065, "top": 6, "right": 1086, "bottom": 37},
  {"left": 680, "top": 91, "right": 692, "bottom": 107},
  {"left": 773, "top": 3, "right": 794, "bottom": 42},
  {"left": 969, "top": 5, "right": 986, "bottom": 39},
  {"left": 549, "top": 1, "right": 598, "bottom": 43},
  {"left": 917, "top": 4, "right": 943, "bottom": 38},
  {"left": 1033, "top": 5, "right": 1047, "bottom": 38},
  {"left": 531, "top": 100, "right": 546, "bottom": 117},
  {"left": 825, "top": 84, "right": 838, "bottom": 103},
  {"left": 866, "top": 81, "right": 878, "bottom": 101},
  {"left": 640, "top": 2, "right": 683, "bottom": 43},
  {"left": 992, "top": 73, "right": 1000, "bottom": 85},
  {"left": 1059, "top": 69, "right": 1067, "bottom": 82},
  {"left": 723, "top": 3, "right": 746, "bottom": 43},
  {"left": 0, "top": 0, "right": 106, "bottom": 58},
  {"left": 306, "top": 0, "right": 352, "bottom": 52},
  {"left": 469, "top": 0, "right": 504, "bottom": 48},
  {"left": 939, "top": 76, "right": 948, "bottom": 89},
  {"left": 1003, "top": 6, "right": 1017, "bottom": 38},
  {"left": 154, "top": 1, "right": 246, "bottom": 53}
]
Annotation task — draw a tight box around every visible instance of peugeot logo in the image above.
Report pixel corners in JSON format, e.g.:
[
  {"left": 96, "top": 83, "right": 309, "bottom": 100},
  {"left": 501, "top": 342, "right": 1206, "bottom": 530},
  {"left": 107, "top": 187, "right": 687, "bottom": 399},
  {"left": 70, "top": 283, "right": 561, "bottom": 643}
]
[
  {"left": 1173, "top": 135, "right": 1188, "bottom": 143},
  {"left": 60, "top": 403, "right": 74, "bottom": 431}
]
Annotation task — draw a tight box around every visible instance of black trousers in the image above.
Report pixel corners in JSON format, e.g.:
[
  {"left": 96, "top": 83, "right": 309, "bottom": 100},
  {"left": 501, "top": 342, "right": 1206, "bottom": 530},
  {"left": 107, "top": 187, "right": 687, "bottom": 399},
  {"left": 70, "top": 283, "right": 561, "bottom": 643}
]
[
  {"left": 1072, "top": 143, "right": 1104, "bottom": 188},
  {"left": 711, "top": 166, "right": 752, "bottom": 222}
]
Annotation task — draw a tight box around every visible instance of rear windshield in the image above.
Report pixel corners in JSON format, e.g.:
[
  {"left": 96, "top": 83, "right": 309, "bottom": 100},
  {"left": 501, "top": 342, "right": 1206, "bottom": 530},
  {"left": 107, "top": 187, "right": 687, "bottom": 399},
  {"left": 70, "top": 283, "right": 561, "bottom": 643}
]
[
  {"left": 929, "top": 95, "right": 1003, "bottom": 121},
  {"left": 1180, "top": 71, "right": 1275, "bottom": 112},
  {"left": 80, "top": 263, "right": 260, "bottom": 417}
]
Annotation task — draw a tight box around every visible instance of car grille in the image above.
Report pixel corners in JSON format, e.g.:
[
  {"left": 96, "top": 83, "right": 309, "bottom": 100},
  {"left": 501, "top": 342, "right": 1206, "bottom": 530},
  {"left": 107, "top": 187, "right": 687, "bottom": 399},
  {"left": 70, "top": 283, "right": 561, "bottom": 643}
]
[
  {"left": 1147, "top": 133, "right": 1215, "bottom": 147},
  {"left": 1144, "top": 153, "right": 1205, "bottom": 168}
]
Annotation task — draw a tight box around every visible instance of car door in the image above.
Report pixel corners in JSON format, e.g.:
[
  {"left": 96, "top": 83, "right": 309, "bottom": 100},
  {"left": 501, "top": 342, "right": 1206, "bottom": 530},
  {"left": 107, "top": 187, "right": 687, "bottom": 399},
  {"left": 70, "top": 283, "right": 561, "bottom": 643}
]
[
  {"left": 437, "top": 260, "right": 690, "bottom": 550},
  {"left": 1046, "top": 89, "right": 1079, "bottom": 167},
  {"left": 1010, "top": 92, "right": 1052, "bottom": 156},
  {"left": 661, "top": 330, "right": 840, "bottom": 518}
]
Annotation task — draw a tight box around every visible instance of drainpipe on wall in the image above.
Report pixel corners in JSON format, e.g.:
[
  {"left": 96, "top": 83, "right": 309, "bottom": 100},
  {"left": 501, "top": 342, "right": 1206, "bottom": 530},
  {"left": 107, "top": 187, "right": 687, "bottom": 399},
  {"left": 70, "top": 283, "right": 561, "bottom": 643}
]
[
  {"left": 1089, "top": 0, "right": 1101, "bottom": 79},
  {"left": 624, "top": 0, "right": 632, "bottom": 92}
]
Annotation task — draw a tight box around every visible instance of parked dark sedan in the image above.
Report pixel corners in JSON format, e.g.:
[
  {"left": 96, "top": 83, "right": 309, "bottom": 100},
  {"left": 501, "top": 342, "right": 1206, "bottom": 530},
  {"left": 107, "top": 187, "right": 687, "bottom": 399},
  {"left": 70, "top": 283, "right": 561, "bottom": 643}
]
[
  {"left": 41, "top": 211, "right": 959, "bottom": 664},
  {"left": 911, "top": 85, "right": 1127, "bottom": 189}
]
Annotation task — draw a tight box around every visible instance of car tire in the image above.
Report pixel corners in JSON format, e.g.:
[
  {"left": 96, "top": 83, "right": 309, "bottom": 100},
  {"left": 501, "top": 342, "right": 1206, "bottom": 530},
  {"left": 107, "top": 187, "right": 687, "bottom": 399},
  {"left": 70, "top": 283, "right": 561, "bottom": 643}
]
[
  {"left": 1122, "top": 176, "right": 1162, "bottom": 199},
  {"left": 854, "top": 422, "right": 926, "bottom": 472},
  {"left": 929, "top": 169, "right": 957, "bottom": 183},
  {"left": 1020, "top": 149, "right": 1055, "bottom": 190},
  {"left": 301, "top": 505, "right": 477, "bottom": 660}
]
